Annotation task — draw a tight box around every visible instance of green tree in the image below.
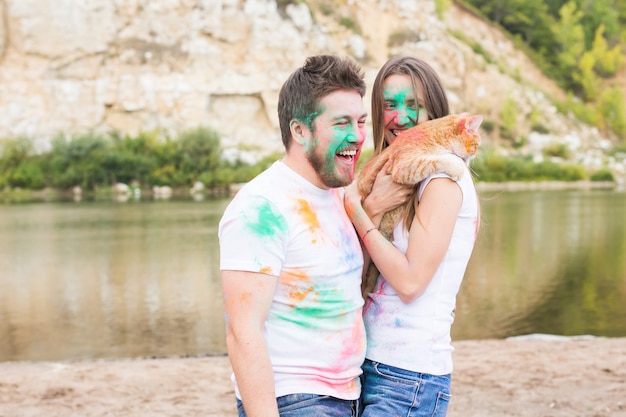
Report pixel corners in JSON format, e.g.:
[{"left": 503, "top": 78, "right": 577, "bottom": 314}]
[
  {"left": 552, "top": 1, "right": 586, "bottom": 86},
  {"left": 105, "top": 131, "right": 161, "bottom": 185},
  {"left": 577, "top": 0, "right": 621, "bottom": 47},
  {"left": 573, "top": 51, "right": 598, "bottom": 100},
  {"left": 0, "top": 136, "right": 32, "bottom": 173},
  {"left": 176, "top": 126, "right": 222, "bottom": 186},
  {"left": 503, "top": 0, "right": 555, "bottom": 50},
  {"left": 8, "top": 162, "right": 45, "bottom": 189},
  {"left": 500, "top": 96, "right": 518, "bottom": 141},
  {"left": 591, "top": 24, "right": 625, "bottom": 77},
  {"left": 149, "top": 136, "right": 183, "bottom": 186},
  {"left": 45, "top": 132, "right": 110, "bottom": 190}
]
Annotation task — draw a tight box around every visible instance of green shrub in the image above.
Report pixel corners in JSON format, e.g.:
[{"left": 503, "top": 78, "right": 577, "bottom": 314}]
[
  {"left": 8, "top": 162, "right": 46, "bottom": 189},
  {"left": 471, "top": 151, "right": 587, "bottom": 182},
  {"left": 532, "top": 161, "right": 585, "bottom": 181},
  {"left": 338, "top": 16, "right": 361, "bottom": 34},
  {"left": 531, "top": 123, "right": 550, "bottom": 134},
  {"left": 434, "top": 0, "right": 451, "bottom": 19},
  {"left": 317, "top": 2, "right": 336, "bottom": 16},
  {"left": 500, "top": 97, "right": 517, "bottom": 134},
  {"left": 45, "top": 132, "right": 110, "bottom": 190},
  {"left": 589, "top": 168, "right": 615, "bottom": 181},
  {"left": 388, "top": 29, "right": 421, "bottom": 47},
  {"left": 598, "top": 87, "right": 626, "bottom": 137},
  {"left": 542, "top": 142, "right": 570, "bottom": 159},
  {"left": 177, "top": 126, "right": 222, "bottom": 186},
  {"left": 480, "top": 119, "right": 496, "bottom": 133}
]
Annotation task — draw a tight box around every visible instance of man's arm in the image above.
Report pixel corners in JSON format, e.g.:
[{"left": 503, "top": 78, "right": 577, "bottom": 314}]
[{"left": 222, "top": 270, "right": 279, "bottom": 417}]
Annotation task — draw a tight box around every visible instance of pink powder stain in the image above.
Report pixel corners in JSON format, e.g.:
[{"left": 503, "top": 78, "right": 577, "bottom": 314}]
[
  {"left": 309, "top": 310, "right": 365, "bottom": 393},
  {"left": 363, "top": 280, "right": 388, "bottom": 318},
  {"left": 474, "top": 216, "right": 480, "bottom": 242},
  {"left": 334, "top": 310, "right": 366, "bottom": 369}
]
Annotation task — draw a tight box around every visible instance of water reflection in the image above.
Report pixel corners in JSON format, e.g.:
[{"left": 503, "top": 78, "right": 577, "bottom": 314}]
[
  {"left": 0, "top": 190, "right": 625, "bottom": 362},
  {"left": 452, "top": 189, "right": 626, "bottom": 340},
  {"left": 0, "top": 200, "right": 229, "bottom": 362}
]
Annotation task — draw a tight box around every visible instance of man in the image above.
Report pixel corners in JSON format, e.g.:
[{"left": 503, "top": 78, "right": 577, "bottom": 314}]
[{"left": 219, "top": 55, "right": 368, "bottom": 417}]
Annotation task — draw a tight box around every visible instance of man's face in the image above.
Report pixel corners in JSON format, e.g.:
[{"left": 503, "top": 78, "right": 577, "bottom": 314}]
[{"left": 303, "top": 90, "right": 367, "bottom": 188}]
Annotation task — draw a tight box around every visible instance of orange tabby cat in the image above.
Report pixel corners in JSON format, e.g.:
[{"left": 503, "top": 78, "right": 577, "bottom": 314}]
[{"left": 356, "top": 113, "right": 482, "bottom": 296}]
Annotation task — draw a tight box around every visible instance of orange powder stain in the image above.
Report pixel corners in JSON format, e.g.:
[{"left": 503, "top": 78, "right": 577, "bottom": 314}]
[
  {"left": 259, "top": 265, "right": 273, "bottom": 275},
  {"left": 295, "top": 199, "right": 320, "bottom": 241},
  {"left": 344, "top": 378, "right": 356, "bottom": 392},
  {"left": 281, "top": 269, "right": 315, "bottom": 303}
]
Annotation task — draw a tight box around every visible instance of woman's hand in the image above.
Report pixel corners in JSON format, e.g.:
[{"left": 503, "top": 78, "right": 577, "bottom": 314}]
[
  {"left": 362, "top": 163, "right": 413, "bottom": 225},
  {"left": 344, "top": 181, "right": 364, "bottom": 225}
]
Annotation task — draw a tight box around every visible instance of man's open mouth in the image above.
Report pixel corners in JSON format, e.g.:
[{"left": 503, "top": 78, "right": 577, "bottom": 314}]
[{"left": 337, "top": 148, "right": 358, "bottom": 162}]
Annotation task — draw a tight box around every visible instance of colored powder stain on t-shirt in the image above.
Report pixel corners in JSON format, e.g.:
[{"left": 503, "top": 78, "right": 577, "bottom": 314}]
[
  {"left": 259, "top": 265, "right": 273, "bottom": 275},
  {"left": 243, "top": 199, "right": 287, "bottom": 238},
  {"left": 338, "top": 310, "right": 366, "bottom": 357},
  {"left": 281, "top": 269, "right": 315, "bottom": 303},
  {"left": 294, "top": 287, "right": 348, "bottom": 317},
  {"left": 274, "top": 286, "right": 352, "bottom": 329},
  {"left": 337, "top": 225, "right": 361, "bottom": 265},
  {"left": 363, "top": 296, "right": 383, "bottom": 318},
  {"left": 295, "top": 198, "right": 320, "bottom": 239}
]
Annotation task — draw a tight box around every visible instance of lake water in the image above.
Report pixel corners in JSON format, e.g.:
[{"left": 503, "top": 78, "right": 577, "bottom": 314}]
[{"left": 1, "top": 188, "right": 625, "bottom": 362}]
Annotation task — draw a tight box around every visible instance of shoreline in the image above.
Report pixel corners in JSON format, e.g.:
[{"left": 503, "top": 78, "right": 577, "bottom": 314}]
[
  {"left": 2, "top": 335, "right": 625, "bottom": 417},
  {"left": 1, "top": 180, "right": 621, "bottom": 203},
  {"left": 475, "top": 179, "right": 619, "bottom": 191}
]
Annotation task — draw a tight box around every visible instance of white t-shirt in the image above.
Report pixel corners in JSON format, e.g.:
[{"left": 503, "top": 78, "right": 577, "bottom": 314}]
[
  {"left": 219, "top": 160, "right": 366, "bottom": 400},
  {"left": 363, "top": 164, "right": 479, "bottom": 375}
]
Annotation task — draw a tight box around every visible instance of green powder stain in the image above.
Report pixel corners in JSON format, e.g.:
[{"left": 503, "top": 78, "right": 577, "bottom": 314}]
[
  {"left": 303, "top": 111, "right": 319, "bottom": 130},
  {"left": 320, "top": 125, "right": 349, "bottom": 173},
  {"left": 274, "top": 285, "right": 351, "bottom": 328},
  {"left": 385, "top": 89, "right": 420, "bottom": 122},
  {"left": 243, "top": 198, "right": 287, "bottom": 238}
]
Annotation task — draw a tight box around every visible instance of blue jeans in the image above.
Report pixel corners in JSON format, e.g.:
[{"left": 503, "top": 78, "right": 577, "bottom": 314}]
[
  {"left": 360, "top": 359, "right": 451, "bottom": 417},
  {"left": 237, "top": 393, "right": 358, "bottom": 417}
]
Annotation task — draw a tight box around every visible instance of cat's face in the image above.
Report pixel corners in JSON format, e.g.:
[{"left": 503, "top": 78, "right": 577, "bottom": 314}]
[{"left": 453, "top": 113, "right": 482, "bottom": 159}]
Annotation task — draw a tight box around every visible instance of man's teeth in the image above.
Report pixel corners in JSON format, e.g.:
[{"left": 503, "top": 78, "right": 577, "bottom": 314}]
[{"left": 338, "top": 149, "right": 357, "bottom": 157}]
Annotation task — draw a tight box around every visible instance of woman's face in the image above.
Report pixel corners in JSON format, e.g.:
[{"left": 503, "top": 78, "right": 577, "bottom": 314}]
[{"left": 382, "top": 74, "right": 429, "bottom": 146}]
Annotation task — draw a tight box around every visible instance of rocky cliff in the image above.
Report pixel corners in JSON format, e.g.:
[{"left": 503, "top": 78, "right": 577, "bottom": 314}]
[{"left": 0, "top": 0, "right": 621, "bottom": 175}]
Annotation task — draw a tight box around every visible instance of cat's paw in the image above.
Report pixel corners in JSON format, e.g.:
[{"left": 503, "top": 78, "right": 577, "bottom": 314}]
[{"left": 439, "top": 153, "right": 466, "bottom": 181}]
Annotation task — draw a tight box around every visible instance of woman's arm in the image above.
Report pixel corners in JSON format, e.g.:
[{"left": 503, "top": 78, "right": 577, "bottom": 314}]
[{"left": 345, "top": 178, "right": 462, "bottom": 303}]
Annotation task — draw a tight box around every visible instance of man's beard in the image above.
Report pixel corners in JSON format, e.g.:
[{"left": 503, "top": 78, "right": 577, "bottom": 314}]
[{"left": 306, "top": 147, "right": 351, "bottom": 188}]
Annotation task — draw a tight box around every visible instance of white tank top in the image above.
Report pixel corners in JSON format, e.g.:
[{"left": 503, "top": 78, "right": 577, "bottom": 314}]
[{"left": 362, "top": 165, "right": 479, "bottom": 375}]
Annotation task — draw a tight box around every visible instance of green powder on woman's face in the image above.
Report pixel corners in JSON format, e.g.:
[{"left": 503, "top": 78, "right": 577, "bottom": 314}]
[{"left": 386, "top": 89, "right": 419, "bottom": 122}]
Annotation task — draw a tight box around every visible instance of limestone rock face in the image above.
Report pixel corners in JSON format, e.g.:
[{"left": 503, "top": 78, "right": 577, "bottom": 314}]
[{"left": 0, "top": 0, "right": 615, "bottom": 163}]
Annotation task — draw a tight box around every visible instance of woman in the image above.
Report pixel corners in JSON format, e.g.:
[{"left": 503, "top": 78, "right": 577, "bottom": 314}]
[{"left": 349, "top": 56, "right": 480, "bottom": 417}]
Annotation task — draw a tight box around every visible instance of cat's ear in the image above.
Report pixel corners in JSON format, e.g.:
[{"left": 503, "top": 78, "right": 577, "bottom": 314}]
[{"left": 466, "top": 115, "right": 483, "bottom": 134}]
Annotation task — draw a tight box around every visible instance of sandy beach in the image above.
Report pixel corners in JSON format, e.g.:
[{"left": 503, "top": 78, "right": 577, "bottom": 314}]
[{"left": 1, "top": 335, "right": 625, "bottom": 417}]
